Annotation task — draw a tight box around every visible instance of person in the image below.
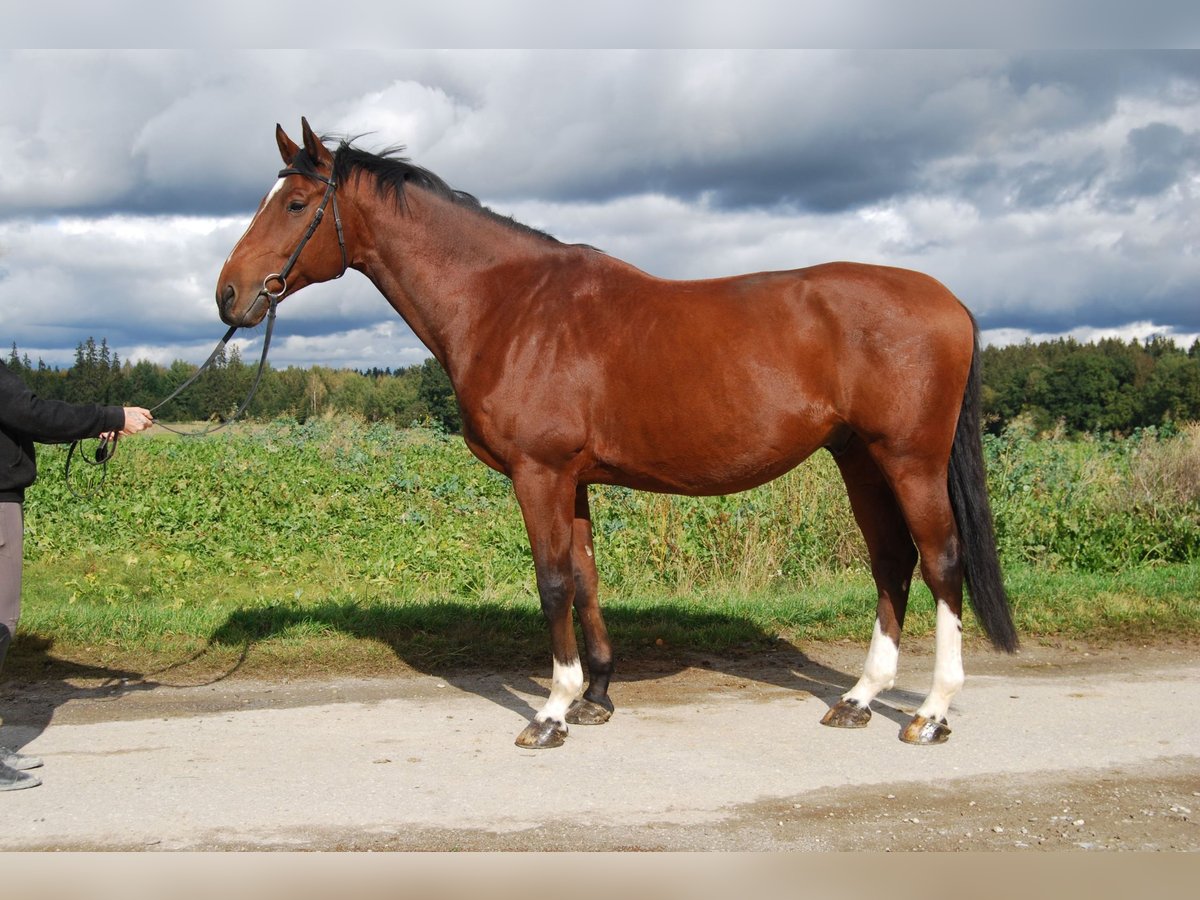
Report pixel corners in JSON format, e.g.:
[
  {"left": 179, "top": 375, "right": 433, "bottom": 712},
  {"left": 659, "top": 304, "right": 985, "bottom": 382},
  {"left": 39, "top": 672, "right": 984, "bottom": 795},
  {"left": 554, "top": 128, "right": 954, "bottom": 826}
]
[{"left": 0, "top": 359, "right": 153, "bottom": 790}]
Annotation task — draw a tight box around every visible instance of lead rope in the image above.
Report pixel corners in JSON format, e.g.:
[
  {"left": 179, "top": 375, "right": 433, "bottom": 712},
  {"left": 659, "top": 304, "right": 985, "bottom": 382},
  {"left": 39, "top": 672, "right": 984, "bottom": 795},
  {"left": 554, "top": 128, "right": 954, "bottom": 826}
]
[
  {"left": 64, "top": 297, "right": 278, "bottom": 498},
  {"left": 151, "top": 297, "right": 278, "bottom": 436}
]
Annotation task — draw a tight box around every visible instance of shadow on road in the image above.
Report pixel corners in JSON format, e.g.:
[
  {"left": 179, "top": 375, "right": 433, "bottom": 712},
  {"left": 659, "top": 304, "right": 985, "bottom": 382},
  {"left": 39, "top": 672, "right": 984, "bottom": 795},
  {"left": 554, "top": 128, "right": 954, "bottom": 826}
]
[
  {"left": 2, "top": 600, "right": 925, "bottom": 746},
  {"left": 200, "top": 599, "right": 920, "bottom": 726},
  {"left": 0, "top": 636, "right": 159, "bottom": 756}
]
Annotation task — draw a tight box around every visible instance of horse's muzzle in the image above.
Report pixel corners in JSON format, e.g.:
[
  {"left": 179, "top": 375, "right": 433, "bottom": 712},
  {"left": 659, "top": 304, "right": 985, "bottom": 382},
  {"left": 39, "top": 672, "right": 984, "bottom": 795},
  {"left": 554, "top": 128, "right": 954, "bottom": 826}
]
[
  {"left": 217, "top": 282, "right": 266, "bottom": 327},
  {"left": 217, "top": 283, "right": 238, "bottom": 322}
]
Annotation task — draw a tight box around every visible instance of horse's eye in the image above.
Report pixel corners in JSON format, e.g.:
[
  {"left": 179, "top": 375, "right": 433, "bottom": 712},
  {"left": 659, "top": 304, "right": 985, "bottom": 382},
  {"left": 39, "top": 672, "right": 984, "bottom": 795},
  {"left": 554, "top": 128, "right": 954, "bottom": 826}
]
[{"left": 287, "top": 201, "right": 306, "bottom": 213}]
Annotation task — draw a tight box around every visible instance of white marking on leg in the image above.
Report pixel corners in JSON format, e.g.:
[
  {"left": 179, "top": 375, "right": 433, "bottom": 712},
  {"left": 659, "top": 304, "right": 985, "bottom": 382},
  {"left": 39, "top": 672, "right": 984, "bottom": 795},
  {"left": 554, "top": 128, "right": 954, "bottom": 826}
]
[
  {"left": 536, "top": 657, "right": 583, "bottom": 726},
  {"left": 917, "top": 601, "right": 964, "bottom": 721},
  {"left": 844, "top": 618, "right": 899, "bottom": 707}
]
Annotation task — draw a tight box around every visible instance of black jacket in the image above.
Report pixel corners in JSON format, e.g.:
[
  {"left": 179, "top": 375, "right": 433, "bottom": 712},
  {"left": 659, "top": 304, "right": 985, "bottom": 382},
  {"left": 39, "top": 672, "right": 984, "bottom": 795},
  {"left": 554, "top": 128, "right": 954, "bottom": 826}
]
[{"left": 0, "top": 361, "right": 125, "bottom": 502}]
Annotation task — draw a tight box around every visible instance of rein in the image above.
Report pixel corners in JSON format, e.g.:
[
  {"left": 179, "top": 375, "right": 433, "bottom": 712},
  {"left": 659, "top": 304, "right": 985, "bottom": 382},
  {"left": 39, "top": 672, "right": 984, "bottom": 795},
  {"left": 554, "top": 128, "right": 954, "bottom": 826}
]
[
  {"left": 65, "top": 163, "right": 347, "bottom": 497},
  {"left": 150, "top": 298, "right": 277, "bottom": 437}
]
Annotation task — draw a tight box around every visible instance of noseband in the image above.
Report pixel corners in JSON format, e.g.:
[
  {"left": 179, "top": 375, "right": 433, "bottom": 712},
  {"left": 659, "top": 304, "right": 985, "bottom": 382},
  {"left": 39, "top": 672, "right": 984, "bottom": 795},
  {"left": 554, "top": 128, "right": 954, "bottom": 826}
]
[{"left": 263, "top": 164, "right": 348, "bottom": 300}]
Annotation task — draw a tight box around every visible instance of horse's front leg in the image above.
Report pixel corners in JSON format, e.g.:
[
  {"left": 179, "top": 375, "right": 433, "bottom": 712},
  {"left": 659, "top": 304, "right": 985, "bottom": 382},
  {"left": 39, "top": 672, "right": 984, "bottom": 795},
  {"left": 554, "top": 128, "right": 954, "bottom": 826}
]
[
  {"left": 512, "top": 465, "right": 584, "bottom": 749},
  {"left": 566, "top": 485, "right": 615, "bottom": 726}
]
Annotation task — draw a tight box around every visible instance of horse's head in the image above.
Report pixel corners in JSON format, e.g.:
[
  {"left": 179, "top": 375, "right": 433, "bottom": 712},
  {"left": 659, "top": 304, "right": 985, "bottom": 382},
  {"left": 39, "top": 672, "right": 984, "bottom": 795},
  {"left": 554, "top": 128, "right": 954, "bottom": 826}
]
[{"left": 216, "top": 118, "right": 347, "bottom": 327}]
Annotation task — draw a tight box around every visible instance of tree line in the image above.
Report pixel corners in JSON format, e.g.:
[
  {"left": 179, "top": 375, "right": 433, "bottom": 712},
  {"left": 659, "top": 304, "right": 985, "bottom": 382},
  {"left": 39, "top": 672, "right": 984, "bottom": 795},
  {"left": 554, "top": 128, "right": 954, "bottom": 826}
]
[
  {"left": 7, "top": 333, "right": 1200, "bottom": 437},
  {"left": 5, "top": 338, "right": 461, "bottom": 433},
  {"left": 980, "top": 335, "right": 1200, "bottom": 434}
]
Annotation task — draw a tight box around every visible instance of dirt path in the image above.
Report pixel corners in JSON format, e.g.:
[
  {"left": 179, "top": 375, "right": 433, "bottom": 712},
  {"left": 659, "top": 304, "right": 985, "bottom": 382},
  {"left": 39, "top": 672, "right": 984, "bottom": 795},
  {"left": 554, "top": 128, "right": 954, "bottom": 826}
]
[{"left": 0, "top": 640, "right": 1197, "bottom": 851}]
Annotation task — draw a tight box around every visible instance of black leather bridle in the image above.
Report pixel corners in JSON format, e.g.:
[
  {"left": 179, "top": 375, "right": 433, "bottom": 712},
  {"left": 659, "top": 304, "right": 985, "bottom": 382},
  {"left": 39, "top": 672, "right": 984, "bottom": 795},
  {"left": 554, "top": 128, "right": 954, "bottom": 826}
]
[{"left": 264, "top": 162, "right": 348, "bottom": 300}]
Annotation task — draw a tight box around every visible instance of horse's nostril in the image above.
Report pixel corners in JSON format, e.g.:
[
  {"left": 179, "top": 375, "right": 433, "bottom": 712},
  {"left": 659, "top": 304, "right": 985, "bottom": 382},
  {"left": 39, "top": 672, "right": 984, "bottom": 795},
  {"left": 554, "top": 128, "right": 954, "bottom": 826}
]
[{"left": 220, "top": 283, "right": 236, "bottom": 313}]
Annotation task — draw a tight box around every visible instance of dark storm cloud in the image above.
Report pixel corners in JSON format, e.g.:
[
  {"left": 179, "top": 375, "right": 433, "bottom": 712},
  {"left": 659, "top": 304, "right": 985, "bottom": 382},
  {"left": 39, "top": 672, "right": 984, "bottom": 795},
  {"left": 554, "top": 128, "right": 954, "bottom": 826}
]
[
  {"left": 974, "top": 286, "right": 1200, "bottom": 335},
  {"left": 1009, "top": 156, "right": 1106, "bottom": 209},
  {"left": 3, "top": 48, "right": 1199, "bottom": 368},
  {"left": 5, "top": 50, "right": 1199, "bottom": 218},
  {"left": 358, "top": 51, "right": 1200, "bottom": 216},
  {"left": 1107, "top": 122, "right": 1200, "bottom": 203}
]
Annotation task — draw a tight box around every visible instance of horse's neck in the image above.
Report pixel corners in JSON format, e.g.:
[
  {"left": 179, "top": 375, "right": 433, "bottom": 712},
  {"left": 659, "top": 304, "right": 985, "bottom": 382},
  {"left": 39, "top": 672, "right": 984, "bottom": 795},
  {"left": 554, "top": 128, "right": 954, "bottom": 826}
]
[{"left": 353, "top": 187, "right": 549, "bottom": 375}]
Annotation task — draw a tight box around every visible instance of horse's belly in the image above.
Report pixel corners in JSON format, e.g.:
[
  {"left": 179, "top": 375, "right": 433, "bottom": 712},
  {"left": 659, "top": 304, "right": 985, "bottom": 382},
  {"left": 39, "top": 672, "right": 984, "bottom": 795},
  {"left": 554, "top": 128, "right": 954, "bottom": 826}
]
[{"left": 586, "top": 410, "right": 835, "bottom": 496}]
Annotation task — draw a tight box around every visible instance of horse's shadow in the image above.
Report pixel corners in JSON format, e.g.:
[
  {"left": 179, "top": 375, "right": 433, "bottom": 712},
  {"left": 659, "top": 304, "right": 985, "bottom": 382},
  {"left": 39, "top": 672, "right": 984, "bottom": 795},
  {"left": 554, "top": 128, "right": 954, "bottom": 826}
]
[
  {"left": 3, "top": 600, "right": 925, "bottom": 751},
  {"left": 201, "top": 598, "right": 924, "bottom": 729}
]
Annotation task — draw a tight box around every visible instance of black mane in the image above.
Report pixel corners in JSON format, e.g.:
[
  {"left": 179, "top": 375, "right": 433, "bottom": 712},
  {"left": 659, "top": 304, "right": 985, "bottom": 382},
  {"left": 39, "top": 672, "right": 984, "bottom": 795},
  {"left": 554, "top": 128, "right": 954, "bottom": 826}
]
[{"left": 289, "top": 139, "right": 561, "bottom": 245}]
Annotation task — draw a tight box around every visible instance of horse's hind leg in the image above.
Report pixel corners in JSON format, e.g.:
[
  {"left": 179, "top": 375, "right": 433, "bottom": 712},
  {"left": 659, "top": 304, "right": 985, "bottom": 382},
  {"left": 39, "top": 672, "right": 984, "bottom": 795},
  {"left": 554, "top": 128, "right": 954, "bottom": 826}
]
[
  {"left": 822, "top": 437, "right": 918, "bottom": 729},
  {"left": 566, "top": 486, "right": 616, "bottom": 726},
  {"left": 881, "top": 459, "right": 967, "bottom": 745}
]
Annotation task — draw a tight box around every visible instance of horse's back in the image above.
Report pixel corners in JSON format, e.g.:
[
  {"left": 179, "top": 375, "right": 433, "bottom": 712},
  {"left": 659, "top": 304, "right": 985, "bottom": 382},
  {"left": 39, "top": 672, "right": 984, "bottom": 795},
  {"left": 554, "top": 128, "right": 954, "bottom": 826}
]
[{"left": 592, "top": 256, "right": 970, "bottom": 343}]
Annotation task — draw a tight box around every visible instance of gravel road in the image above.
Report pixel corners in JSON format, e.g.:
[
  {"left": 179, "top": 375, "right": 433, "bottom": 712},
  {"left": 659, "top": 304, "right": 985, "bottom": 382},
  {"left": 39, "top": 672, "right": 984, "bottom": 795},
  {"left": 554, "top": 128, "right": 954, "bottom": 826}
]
[{"left": 1, "top": 639, "right": 1196, "bottom": 851}]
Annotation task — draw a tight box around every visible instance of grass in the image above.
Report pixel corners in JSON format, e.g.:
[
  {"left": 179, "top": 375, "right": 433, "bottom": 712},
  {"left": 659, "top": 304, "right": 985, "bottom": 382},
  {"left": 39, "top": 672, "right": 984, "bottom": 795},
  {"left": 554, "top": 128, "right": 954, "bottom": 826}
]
[
  {"left": 14, "top": 560, "right": 1198, "bottom": 682},
  {"left": 7, "top": 417, "right": 1199, "bottom": 680}
]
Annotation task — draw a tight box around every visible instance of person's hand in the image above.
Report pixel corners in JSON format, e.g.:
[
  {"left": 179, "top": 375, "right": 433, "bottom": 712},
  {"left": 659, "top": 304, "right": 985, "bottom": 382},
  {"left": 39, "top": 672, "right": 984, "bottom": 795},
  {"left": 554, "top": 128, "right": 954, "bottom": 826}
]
[{"left": 120, "top": 407, "right": 154, "bottom": 435}]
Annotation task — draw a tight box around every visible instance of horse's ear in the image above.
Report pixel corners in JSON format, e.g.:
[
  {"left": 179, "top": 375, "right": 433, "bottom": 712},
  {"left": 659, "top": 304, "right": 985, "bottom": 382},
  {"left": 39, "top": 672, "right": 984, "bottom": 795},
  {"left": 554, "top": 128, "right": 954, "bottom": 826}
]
[
  {"left": 276, "top": 124, "right": 300, "bottom": 164},
  {"left": 301, "top": 117, "right": 333, "bottom": 168}
]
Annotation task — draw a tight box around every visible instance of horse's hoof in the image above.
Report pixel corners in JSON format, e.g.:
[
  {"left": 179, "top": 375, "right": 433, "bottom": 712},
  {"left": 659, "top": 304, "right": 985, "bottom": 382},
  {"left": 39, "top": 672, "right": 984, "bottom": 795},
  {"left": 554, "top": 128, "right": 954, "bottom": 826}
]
[
  {"left": 820, "top": 698, "right": 872, "bottom": 728},
  {"left": 900, "top": 714, "right": 952, "bottom": 745},
  {"left": 515, "top": 718, "right": 568, "bottom": 749},
  {"left": 566, "top": 697, "right": 614, "bottom": 726}
]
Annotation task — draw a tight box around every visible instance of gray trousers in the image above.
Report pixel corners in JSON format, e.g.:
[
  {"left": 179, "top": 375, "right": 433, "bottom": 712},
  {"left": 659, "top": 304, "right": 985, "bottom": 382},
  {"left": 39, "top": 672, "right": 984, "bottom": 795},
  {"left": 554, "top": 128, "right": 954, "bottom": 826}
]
[{"left": 0, "top": 503, "right": 22, "bottom": 636}]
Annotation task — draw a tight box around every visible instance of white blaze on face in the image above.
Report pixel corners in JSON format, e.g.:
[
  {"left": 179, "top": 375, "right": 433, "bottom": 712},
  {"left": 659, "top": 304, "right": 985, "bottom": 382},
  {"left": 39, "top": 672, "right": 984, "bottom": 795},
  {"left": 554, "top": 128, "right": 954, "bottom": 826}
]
[
  {"left": 536, "top": 657, "right": 584, "bottom": 726},
  {"left": 223, "top": 178, "right": 287, "bottom": 269}
]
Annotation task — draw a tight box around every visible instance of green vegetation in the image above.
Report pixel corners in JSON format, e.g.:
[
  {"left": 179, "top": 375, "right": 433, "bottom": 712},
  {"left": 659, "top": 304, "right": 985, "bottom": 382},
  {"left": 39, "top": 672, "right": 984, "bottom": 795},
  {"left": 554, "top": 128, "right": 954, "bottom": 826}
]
[{"left": 10, "top": 417, "right": 1199, "bottom": 678}]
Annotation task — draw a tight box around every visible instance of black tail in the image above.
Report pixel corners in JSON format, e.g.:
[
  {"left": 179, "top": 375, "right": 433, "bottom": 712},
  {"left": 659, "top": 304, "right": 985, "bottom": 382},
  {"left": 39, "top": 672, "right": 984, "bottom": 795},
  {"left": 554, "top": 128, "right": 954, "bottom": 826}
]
[{"left": 947, "top": 324, "right": 1018, "bottom": 652}]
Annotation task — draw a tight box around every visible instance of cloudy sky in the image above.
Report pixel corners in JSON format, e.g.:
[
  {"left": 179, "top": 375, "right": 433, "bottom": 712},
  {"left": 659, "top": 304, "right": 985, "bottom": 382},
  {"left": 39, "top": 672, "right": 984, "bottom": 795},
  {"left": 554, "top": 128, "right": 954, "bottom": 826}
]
[{"left": 2, "top": 47, "right": 1199, "bottom": 371}]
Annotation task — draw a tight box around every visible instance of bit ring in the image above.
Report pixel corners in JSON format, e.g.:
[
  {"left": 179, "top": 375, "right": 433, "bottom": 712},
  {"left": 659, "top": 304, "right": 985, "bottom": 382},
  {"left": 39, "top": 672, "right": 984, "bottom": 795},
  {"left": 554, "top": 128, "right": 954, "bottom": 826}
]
[{"left": 263, "top": 273, "right": 287, "bottom": 299}]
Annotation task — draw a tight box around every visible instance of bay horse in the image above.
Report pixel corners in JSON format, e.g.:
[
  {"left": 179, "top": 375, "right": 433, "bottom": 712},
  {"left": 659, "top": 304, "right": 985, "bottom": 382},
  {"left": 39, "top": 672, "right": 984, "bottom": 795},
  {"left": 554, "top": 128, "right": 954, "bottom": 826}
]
[{"left": 217, "top": 119, "right": 1017, "bottom": 749}]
